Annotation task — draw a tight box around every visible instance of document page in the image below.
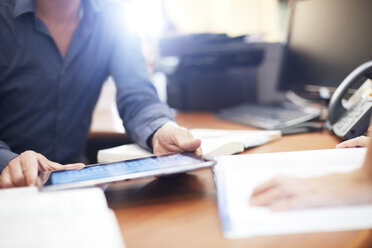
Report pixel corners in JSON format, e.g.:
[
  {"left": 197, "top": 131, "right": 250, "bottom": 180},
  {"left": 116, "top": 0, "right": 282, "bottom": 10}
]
[
  {"left": 214, "top": 148, "right": 372, "bottom": 238},
  {"left": 0, "top": 187, "right": 125, "bottom": 248}
]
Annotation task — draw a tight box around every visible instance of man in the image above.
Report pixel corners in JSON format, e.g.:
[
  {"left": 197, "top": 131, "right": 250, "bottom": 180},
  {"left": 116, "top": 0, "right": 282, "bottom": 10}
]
[
  {"left": 0, "top": 0, "right": 201, "bottom": 188},
  {"left": 250, "top": 135, "right": 372, "bottom": 210}
]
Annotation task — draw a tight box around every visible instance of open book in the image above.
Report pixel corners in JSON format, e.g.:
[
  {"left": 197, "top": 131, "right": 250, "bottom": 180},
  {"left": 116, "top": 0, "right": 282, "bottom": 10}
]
[{"left": 97, "top": 128, "right": 281, "bottom": 163}]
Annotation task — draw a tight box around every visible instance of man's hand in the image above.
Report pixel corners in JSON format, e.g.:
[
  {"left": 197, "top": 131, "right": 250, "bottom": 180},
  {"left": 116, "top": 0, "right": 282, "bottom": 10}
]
[
  {"left": 336, "top": 136, "right": 369, "bottom": 148},
  {"left": 0, "top": 151, "right": 84, "bottom": 188},
  {"left": 249, "top": 169, "right": 372, "bottom": 211},
  {"left": 152, "top": 122, "right": 202, "bottom": 155}
]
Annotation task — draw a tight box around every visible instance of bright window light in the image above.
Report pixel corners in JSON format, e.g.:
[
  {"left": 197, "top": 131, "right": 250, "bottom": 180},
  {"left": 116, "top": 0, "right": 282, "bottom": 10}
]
[{"left": 125, "top": 0, "right": 165, "bottom": 39}]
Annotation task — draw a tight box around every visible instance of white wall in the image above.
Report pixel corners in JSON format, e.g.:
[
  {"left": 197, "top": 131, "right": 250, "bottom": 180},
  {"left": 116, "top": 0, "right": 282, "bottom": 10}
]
[{"left": 163, "top": 0, "right": 281, "bottom": 41}]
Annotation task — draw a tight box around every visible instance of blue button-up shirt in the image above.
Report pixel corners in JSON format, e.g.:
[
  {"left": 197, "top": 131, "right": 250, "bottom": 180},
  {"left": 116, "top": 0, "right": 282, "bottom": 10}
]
[{"left": 0, "top": 0, "right": 173, "bottom": 172}]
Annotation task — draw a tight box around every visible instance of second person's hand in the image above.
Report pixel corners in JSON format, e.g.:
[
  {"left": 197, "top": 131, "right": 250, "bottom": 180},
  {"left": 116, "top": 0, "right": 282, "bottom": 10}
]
[
  {"left": 336, "top": 136, "right": 369, "bottom": 148},
  {"left": 249, "top": 169, "right": 372, "bottom": 211}
]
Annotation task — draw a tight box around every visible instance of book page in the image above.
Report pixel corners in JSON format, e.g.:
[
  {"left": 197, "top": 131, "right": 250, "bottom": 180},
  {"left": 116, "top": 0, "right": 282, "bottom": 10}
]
[
  {"left": 97, "top": 128, "right": 281, "bottom": 162},
  {"left": 98, "top": 143, "right": 152, "bottom": 162},
  {"left": 191, "top": 129, "right": 281, "bottom": 156}
]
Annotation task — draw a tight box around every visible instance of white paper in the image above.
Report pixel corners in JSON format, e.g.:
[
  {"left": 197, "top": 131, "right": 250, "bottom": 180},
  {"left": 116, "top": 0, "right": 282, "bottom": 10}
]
[
  {"left": 214, "top": 148, "right": 372, "bottom": 238},
  {"left": 0, "top": 187, "right": 125, "bottom": 248}
]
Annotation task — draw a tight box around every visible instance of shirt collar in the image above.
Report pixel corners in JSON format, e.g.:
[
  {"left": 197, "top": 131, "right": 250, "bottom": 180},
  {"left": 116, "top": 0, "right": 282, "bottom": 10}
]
[
  {"left": 13, "top": 0, "right": 101, "bottom": 19},
  {"left": 14, "top": 0, "right": 35, "bottom": 18}
]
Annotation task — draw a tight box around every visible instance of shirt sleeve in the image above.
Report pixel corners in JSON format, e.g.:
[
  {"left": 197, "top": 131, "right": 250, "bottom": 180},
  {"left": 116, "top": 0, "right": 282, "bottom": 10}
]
[
  {"left": 0, "top": 140, "right": 18, "bottom": 173},
  {"left": 108, "top": 10, "right": 174, "bottom": 150}
]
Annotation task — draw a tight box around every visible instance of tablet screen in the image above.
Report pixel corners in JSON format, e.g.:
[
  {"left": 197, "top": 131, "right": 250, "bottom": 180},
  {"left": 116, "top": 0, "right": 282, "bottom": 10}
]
[{"left": 42, "top": 153, "right": 212, "bottom": 189}]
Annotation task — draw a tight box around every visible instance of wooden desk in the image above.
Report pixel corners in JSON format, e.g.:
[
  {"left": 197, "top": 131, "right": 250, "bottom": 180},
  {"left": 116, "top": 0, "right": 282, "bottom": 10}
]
[{"left": 92, "top": 111, "right": 372, "bottom": 248}]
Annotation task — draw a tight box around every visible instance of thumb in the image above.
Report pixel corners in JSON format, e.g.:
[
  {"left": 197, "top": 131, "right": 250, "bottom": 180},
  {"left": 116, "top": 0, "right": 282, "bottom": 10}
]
[{"left": 179, "top": 138, "right": 202, "bottom": 152}]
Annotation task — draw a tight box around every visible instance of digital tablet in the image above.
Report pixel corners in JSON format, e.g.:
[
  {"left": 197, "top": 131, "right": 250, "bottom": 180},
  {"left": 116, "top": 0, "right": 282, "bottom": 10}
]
[{"left": 39, "top": 152, "right": 215, "bottom": 190}]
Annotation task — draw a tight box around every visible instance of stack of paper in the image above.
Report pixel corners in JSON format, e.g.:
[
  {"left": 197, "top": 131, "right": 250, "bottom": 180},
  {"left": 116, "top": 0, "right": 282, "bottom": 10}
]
[
  {"left": 97, "top": 128, "right": 281, "bottom": 162},
  {"left": 0, "top": 187, "right": 125, "bottom": 248},
  {"left": 214, "top": 148, "right": 372, "bottom": 238}
]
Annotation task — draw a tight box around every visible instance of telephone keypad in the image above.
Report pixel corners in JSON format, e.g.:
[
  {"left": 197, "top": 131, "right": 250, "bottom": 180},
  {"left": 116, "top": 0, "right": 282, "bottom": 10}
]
[{"left": 334, "top": 100, "right": 372, "bottom": 135}]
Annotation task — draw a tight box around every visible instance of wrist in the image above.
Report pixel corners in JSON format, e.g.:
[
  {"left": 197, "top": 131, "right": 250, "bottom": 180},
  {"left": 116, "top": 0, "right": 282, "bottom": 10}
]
[{"left": 151, "top": 122, "right": 178, "bottom": 147}]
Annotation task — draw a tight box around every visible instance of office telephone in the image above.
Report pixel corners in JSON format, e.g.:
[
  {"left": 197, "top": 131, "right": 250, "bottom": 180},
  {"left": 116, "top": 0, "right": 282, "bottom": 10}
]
[{"left": 328, "top": 61, "right": 372, "bottom": 139}]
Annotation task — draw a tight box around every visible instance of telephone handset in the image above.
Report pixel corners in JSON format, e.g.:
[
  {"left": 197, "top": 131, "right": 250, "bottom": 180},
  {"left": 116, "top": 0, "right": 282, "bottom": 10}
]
[{"left": 328, "top": 61, "right": 372, "bottom": 139}]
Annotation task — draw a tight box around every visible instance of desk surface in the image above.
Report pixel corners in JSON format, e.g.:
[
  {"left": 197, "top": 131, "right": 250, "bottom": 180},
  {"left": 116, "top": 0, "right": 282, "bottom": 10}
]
[{"left": 92, "top": 111, "right": 372, "bottom": 248}]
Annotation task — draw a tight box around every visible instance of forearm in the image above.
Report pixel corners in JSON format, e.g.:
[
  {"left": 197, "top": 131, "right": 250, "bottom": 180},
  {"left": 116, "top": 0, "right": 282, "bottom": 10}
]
[
  {"left": 116, "top": 87, "right": 174, "bottom": 149},
  {"left": 0, "top": 140, "right": 18, "bottom": 173},
  {"left": 110, "top": 17, "right": 174, "bottom": 149}
]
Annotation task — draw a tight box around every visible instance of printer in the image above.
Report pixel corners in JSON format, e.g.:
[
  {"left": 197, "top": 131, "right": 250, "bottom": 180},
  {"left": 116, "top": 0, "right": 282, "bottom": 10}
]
[{"left": 155, "top": 33, "right": 284, "bottom": 111}]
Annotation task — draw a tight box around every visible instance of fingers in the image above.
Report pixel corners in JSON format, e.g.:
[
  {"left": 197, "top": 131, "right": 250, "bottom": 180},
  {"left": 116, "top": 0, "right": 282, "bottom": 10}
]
[
  {"left": 9, "top": 159, "right": 27, "bottom": 186},
  {"left": 37, "top": 154, "right": 64, "bottom": 171},
  {"left": 336, "top": 136, "right": 369, "bottom": 148},
  {"left": 250, "top": 185, "right": 290, "bottom": 206},
  {"left": 0, "top": 152, "right": 40, "bottom": 188},
  {"left": 172, "top": 126, "right": 198, "bottom": 147},
  {"left": 249, "top": 176, "right": 327, "bottom": 211},
  {"left": 251, "top": 177, "right": 279, "bottom": 197},
  {"left": 61, "top": 163, "right": 85, "bottom": 170},
  {"left": 171, "top": 125, "right": 201, "bottom": 153},
  {"left": 195, "top": 147, "right": 203, "bottom": 156},
  {"left": 37, "top": 154, "right": 84, "bottom": 171},
  {"left": 270, "top": 196, "right": 304, "bottom": 211},
  {"left": 19, "top": 152, "right": 40, "bottom": 186},
  {"left": 250, "top": 176, "right": 299, "bottom": 207},
  {"left": 178, "top": 138, "right": 202, "bottom": 152},
  {"left": 0, "top": 167, "right": 13, "bottom": 188},
  {"left": 152, "top": 122, "right": 202, "bottom": 154},
  {"left": 0, "top": 151, "right": 85, "bottom": 189}
]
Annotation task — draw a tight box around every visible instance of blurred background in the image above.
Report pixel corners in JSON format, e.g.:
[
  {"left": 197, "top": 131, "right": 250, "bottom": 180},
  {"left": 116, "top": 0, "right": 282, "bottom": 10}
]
[
  {"left": 127, "top": 0, "right": 286, "bottom": 41},
  {"left": 95, "top": 0, "right": 289, "bottom": 120}
]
